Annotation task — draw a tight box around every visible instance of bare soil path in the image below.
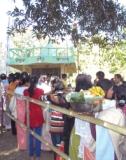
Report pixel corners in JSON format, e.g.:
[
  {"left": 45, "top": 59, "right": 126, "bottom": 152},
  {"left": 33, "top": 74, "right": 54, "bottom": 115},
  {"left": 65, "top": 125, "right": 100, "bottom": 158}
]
[{"left": 0, "top": 130, "right": 54, "bottom": 160}]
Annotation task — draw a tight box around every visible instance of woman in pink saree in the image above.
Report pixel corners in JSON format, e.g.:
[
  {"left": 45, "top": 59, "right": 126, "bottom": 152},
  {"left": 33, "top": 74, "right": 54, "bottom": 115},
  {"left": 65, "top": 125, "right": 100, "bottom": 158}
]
[{"left": 14, "top": 72, "right": 30, "bottom": 150}]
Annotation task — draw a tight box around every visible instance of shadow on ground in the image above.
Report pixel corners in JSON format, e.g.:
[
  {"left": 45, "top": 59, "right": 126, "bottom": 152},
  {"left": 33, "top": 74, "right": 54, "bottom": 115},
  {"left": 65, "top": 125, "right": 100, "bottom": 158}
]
[{"left": 0, "top": 131, "right": 54, "bottom": 160}]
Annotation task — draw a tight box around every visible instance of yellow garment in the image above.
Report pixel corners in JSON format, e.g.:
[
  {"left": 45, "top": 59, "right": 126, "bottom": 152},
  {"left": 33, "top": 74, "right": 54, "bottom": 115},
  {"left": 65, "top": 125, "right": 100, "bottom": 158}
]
[
  {"left": 62, "top": 80, "right": 67, "bottom": 89},
  {"left": 69, "top": 127, "right": 82, "bottom": 160}
]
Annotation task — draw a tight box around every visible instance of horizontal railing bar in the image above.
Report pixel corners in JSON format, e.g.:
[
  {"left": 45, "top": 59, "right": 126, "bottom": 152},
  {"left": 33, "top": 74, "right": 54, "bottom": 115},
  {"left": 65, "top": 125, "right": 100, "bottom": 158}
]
[
  {"left": 29, "top": 96, "right": 126, "bottom": 136},
  {"left": 6, "top": 112, "right": 70, "bottom": 160},
  {"left": 8, "top": 91, "right": 126, "bottom": 136}
]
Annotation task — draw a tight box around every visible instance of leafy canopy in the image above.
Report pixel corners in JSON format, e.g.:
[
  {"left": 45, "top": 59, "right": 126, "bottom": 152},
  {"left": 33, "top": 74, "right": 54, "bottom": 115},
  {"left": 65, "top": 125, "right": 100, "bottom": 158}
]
[{"left": 8, "top": 0, "right": 126, "bottom": 43}]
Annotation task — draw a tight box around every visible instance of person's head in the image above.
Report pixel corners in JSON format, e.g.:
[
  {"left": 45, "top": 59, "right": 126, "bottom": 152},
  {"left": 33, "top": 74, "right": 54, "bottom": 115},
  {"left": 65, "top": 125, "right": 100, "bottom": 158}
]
[
  {"left": 51, "top": 77, "right": 64, "bottom": 91},
  {"left": 96, "top": 79, "right": 113, "bottom": 99},
  {"left": 38, "top": 75, "right": 47, "bottom": 83},
  {"left": 62, "top": 74, "right": 67, "bottom": 80},
  {"left": 114, "top": 74, "right": 123, "bottom": 85},
  {"left": 47, "top": 74, "right": 51, "bottom": 83},
  {"left": 75, "top": 74, "right": 92, "bottom": 92},
  {"left": 0, "top": 73, "right": 7, "bottom": 80},
  {"left": 13, "top": 72, "right": 21, "bottom": 82},
  {"left": 8, "top": 73, "right": 14, "bottom": 83},
  {"left": 116, "top": 84, "right": 126, "bottom": 108},
  {"left": 96, "top": 71, "right": 105, "bottom": 81},
  {"left": 19, "top": 72, "right": 29, "bottom": 86},
  {"left": 28, "top": 75, "right": 38, "bottom": 97}
]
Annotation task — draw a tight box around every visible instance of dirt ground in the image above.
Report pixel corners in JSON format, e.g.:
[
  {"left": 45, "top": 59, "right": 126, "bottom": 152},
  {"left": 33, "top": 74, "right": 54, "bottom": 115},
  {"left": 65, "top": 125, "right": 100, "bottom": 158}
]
[{"left": 0, "top": 130, "right": 54, "bottom": 160}]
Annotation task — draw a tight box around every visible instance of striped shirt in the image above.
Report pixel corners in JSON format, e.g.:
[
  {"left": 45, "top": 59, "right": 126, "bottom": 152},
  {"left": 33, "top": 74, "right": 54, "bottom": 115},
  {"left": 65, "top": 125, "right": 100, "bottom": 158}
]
[{"left": 50, "top": 110, "right": 64, "bottom": 133}]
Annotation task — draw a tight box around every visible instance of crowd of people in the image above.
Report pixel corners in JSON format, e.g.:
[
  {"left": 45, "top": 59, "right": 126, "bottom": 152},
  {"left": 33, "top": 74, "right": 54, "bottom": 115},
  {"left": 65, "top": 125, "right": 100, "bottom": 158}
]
[{"left": 0, "top": 71, "right": 126, "bottom": 160}]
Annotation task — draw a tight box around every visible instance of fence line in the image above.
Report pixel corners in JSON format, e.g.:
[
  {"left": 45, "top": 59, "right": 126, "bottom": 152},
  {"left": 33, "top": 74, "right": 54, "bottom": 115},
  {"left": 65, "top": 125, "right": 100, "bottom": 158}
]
[
  {"left": 27, "top": 95, "right": 126, "bottom": 136},
  {"left": 6, "top": 112, "right": 70, "bottom": 160},
  {"left": 4, "top": 92, "right": 126, "bottom": 160},
  {"left": 7, "top": 92, "right": 126, "bottom": 135}
]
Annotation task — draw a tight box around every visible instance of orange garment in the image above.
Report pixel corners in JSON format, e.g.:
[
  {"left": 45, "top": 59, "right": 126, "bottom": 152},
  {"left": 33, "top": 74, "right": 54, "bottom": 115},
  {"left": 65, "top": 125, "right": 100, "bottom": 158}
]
[{"left": 84, "top": 147, "right": 95, "bottom": 160}]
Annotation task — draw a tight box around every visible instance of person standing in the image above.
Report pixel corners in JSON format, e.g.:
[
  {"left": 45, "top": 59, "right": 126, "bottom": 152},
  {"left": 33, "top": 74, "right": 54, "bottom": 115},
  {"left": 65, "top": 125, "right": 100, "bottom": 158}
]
[
  {"left": 24, "top": 75, "right": 44, "bottom": 160},
  {"left": 7, "top": 72, "right": 20, "bottom": 135},
  {"left": 94, "top": 71, "right": 105, "bottom": 86},
  {"left": 69, "top": 74, "right": 93, "bottom": 160},
  {"left": 96, "top": 84, "right": 126, "bottom": 160},
  {"left": 37, "top": 75, "right": 51, "bottom": 94},
  {"left": 112, "top": 74, "right": 124, "bottom": 99},
  {"left": 61, "top": 74, "right": 68, "bottom": 89},
  {"left": 15, "top": 72, "right": 30, "bottom": 150},
  {"left": 0, "top": 73, "right": 9, "bottom": 130},
  {"left": 0, "top": 80, "right": 5, "bottom": 131}
]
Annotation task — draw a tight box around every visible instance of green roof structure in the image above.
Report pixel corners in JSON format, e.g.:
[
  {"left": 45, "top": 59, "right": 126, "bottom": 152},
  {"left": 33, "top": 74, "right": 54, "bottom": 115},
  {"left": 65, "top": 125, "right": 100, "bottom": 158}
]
[{"left": 7, "top": 42, "right": 76, "bottom": 74}]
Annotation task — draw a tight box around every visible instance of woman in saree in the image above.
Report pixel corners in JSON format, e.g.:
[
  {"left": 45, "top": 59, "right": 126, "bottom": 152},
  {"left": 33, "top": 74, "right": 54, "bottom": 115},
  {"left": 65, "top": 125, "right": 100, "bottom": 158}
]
[
  {"left": 14, "top": 72, "right": 30, "bottom": 150},
  {"left": 96, "top": 82, "right": 126, "bottom": 160},
  {"left": 69, "top": 74, "right": 94, "bottom": 160}
]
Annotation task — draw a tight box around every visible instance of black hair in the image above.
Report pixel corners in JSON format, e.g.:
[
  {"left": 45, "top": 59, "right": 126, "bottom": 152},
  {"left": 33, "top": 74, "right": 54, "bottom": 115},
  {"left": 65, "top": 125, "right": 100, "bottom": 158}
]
[
  {"left": 19, "top": 72, "right": 29, "bottom": 86},
  {"left": 52, "top": 78, "right": 64, "bottom": 91},
  {"left": 114, "top": 74, "right": 123, "bottom": 82},
  {"left": 62, "top": 74, "right": 67, "bottom": 79},
  {"left": 75, "top": 74, "right": 92, "bottom": 92},
  {"left": 96, "top": 71, "right": 105, "bottom": 80},
  {"left": 0, "top": 73, "right": 7, "bottom": 80},
  {"left": 8, "top": 73, "right": 14, "bottom": 83},
  {"left": 97, "top": 79, "right": 113, "bottom": 93},
  {"left": 116, "top": 84, "right": 126, "bottom": 108},
  {"left": 13, "top": 72, "right": 21, "bottom": 82},
  {"left": 28, "top": 75, "right": 38, "bottom": 97}
]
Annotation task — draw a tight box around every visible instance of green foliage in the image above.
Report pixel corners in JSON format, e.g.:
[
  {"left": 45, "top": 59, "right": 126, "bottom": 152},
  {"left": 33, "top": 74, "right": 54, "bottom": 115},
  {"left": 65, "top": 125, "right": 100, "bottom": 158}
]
[
  {"left": 8, "top": 0, "right": 126, "bottom": 44},
  {"left": 75, "top": 34, "right": 126, "bottom": 74},
  {"left": 70, "top": 91, "right": 85, "bottom": 103},
  {"left": 10, "top": 30, "right": 47, "bottom": 48},
  {"left": 97, "top": 40, "right": 126, "bottom": 73}
]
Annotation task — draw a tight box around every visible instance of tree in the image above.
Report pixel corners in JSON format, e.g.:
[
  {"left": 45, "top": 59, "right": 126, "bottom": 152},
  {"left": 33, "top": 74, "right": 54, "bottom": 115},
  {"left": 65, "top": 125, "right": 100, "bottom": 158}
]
[
  {"left": 8, "top": 0, "right": 126, "bottom": 44},
  {"left": 101, "top": 40, "right": 126, "bottom": 73},
  {"left": 9, "top": 30, "right": 47, "bottom": 48},
  {"left": 73, "top": 34, "right": 126, "bottom": 75}
]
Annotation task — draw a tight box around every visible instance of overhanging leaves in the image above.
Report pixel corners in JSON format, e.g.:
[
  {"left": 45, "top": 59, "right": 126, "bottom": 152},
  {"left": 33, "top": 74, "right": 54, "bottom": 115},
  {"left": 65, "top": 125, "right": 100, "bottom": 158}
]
[{"left": 8, "top": 0, "right": 126, "bottom": 43}]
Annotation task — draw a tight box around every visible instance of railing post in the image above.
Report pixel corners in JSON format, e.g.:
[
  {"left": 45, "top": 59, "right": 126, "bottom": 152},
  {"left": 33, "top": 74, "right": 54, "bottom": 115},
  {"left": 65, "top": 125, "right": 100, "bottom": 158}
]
[
  {"left": 26, "top": 98, "right": 30, "bottom": 155},
  {"left": 0, "top": 97, "right": 4, "bottom": 133},
  {"left": 5, "top": 92, "right": 126, "bottom": 160}
]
